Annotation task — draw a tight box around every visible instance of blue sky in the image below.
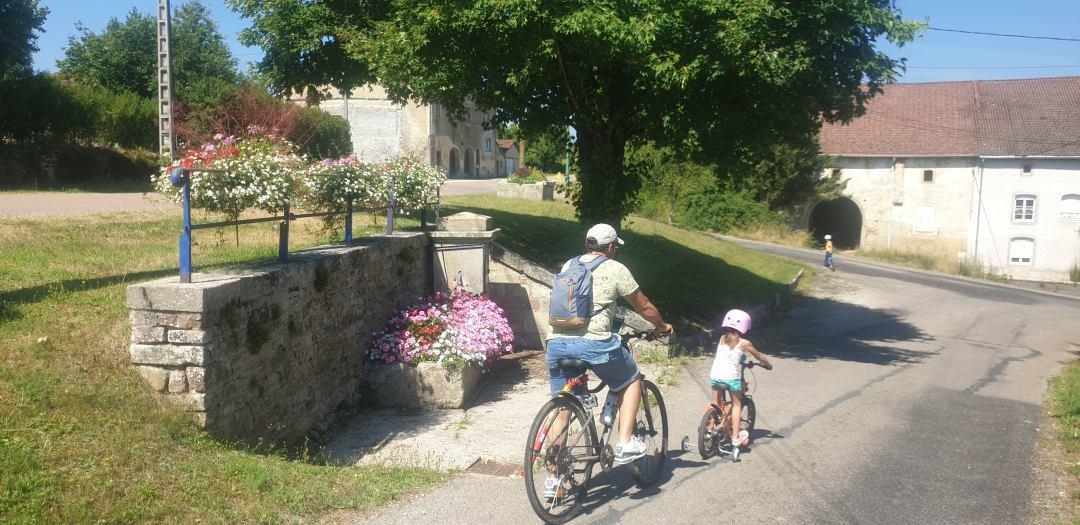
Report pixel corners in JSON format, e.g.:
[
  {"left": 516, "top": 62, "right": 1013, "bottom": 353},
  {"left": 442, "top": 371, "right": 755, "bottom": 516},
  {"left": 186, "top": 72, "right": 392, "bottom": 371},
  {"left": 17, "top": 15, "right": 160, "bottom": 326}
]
[{"left": 30, "top": 0, "right": 1080, "bottom": 84}]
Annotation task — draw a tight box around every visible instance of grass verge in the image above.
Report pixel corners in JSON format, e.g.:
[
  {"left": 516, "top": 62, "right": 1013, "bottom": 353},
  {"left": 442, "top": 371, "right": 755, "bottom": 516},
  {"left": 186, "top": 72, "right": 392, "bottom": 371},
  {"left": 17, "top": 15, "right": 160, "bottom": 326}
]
[
  {"left": 442, "top": 195, "right": 802, "bottom": 329},
  {"left": 1049, "top": 360, "right": 1080, "bottom": 520},
  {"left": 0, "top": 211, "right": 443, "bottom": 523},
  {"left": 0, "top": 180, "right": 156, "bottom": 194},
  {"left": 855, "top": 249, "right": 1007, "bottom": 281}
]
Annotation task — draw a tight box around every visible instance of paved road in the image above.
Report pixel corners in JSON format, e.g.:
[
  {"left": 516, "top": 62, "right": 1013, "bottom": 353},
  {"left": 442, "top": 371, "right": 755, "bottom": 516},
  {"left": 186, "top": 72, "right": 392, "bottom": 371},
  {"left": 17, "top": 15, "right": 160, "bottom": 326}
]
[
  {"left": 357, "top": 239, "right": 1080, "bottom": 524},
  {"left": 0, "top": 179, "right": 500, "bottom": 218}
]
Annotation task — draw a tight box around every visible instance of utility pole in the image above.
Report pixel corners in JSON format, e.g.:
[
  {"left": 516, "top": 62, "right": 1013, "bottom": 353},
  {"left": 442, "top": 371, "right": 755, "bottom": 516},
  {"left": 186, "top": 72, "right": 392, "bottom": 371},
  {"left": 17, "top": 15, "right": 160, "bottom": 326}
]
[{"left": 157, "top": 0, "right": 176, "bottom": 161}]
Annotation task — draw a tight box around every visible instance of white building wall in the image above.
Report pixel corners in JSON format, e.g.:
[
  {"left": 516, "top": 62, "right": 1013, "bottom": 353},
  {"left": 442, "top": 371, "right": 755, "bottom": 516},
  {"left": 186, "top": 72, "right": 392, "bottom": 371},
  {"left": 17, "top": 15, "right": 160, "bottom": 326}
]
[
  {"left": 972, "top": 158, "right": 1080, "bottom": 281},
  {"left": 304, "top": 86, "right": 505, "bottom": 178},
  {"left": 828, "top": 157, "right": 974, "bottom": 258}
]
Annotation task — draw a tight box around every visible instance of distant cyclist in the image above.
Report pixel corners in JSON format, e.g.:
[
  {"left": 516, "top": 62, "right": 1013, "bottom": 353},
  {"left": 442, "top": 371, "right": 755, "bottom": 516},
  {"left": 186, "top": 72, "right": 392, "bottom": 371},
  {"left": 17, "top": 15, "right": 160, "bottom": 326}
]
[
  {"left": 546, "top": 224, "right": 673, "bottom": 465},
  {"left": 823, "top": 234, "right": 835, "bottom": 271}
]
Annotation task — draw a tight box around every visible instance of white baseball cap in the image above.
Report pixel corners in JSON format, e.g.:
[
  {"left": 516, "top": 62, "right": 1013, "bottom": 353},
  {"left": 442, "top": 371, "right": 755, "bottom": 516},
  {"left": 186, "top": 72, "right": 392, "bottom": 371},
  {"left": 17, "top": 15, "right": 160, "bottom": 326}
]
[
  {"left": 586, "top": 223, "right": 625, "bottom": 246},
  {"left": 824, "top": 234, "right": 832, "bottom": 240}
]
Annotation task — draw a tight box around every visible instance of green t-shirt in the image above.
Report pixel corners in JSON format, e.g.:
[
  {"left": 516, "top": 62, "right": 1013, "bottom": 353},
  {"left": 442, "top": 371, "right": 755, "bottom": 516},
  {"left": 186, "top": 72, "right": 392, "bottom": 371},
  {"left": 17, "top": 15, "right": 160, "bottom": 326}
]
[{"left": 548, "top": 255, "right": 640, "bottom": 341}]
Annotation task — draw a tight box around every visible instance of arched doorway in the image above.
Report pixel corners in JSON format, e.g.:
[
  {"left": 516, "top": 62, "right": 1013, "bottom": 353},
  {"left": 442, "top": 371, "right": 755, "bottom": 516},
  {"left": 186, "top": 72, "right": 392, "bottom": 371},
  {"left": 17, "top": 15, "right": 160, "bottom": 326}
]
[
  {"left": 463, "top": 148, "right": 474, "bottom": 178},
  {"left": 809, "top": 197, "right": 862, "bottom": 249},
  {"left": 448, "top": 148, "right": 460, "bottom": 178}
]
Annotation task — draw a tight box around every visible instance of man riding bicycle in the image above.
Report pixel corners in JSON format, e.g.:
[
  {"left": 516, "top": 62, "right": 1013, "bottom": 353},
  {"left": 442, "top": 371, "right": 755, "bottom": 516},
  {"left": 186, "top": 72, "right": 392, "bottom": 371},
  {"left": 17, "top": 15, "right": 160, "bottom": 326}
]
[{"left": 546, "top": 223, "right": 673, "bottom": 466}]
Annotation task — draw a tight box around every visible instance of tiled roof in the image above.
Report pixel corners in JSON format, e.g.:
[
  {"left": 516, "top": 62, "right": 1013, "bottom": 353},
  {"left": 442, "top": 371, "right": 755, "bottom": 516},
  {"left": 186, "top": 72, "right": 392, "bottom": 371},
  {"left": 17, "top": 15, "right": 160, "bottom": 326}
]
[
  {"left": 496, "top": 139, "right": 517, "bottom": 150},
  {"left": 820, "top": 76, "right": 1080, "bottom": 157}
]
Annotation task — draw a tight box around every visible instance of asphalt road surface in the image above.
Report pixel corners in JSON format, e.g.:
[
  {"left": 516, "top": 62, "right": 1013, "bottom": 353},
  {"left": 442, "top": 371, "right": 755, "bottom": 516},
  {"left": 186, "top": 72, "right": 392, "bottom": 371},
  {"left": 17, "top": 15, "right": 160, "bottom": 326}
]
[
  {"left": 0, "top": 178, "right": 500, "bottom": 217},
  {"left": 357, "top": 238, "right": 1080, "bottom": 524}
]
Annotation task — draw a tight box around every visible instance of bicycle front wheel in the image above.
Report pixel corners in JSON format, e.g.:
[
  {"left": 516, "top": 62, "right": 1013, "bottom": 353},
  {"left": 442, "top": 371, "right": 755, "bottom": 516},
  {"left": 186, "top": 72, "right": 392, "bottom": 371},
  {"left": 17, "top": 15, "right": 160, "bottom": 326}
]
[
  {"left": 524, "top": 396, "right": 596, "bottom": 524},
  {"left": 740, "top": 396, "right": 756, "bottom": 444},
  {"left": 697, "top": 406, "right": 722, "bottom": 459},
  {"left": 629, "top": 380, "right": 668, "bottom": 486}
]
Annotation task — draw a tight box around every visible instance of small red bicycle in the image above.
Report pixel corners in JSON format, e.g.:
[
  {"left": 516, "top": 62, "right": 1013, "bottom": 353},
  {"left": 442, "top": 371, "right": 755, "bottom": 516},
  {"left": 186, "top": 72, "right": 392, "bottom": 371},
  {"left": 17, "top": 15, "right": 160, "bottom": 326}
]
[{"left": 681, "top": 361, "right": 758, "bottom": 462}]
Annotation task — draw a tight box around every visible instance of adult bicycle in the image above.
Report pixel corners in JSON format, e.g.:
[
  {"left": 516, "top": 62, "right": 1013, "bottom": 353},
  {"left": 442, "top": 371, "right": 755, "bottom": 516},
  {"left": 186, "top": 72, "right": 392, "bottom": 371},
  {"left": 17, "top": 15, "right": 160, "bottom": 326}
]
[{"left": 523, "top": 329, "right": 670, "bottom": 524}]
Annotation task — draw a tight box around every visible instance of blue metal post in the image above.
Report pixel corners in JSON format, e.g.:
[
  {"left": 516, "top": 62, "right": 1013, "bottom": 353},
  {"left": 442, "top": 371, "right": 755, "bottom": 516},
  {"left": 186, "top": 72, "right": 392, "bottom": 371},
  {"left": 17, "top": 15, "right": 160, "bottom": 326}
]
[
  {"left": 279, "top": 203, "right": 290, "bottom": 261},
  {"left": 386, "top": 179, "right": 396, "bottom": 235},
  {"left": 171, "top": 168, "right": 193, "bottom": 283},
  {"left": 345, "top": 199, "right": 353, "bottom": 245}
]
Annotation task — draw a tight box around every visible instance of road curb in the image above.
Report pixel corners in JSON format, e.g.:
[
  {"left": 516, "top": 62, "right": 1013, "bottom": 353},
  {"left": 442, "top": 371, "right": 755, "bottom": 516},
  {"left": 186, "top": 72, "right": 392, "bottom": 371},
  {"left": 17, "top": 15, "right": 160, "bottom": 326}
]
[{"left": 747, "top": 267, "right": 805, "bottom": 326}]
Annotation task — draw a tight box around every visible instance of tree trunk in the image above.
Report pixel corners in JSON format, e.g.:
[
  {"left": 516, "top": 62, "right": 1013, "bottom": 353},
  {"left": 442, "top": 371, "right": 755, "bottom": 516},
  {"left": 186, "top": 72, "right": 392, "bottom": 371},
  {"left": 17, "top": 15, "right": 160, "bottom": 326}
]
[{"left": 575, "top": 126, "right": 634, "bottom": 231}]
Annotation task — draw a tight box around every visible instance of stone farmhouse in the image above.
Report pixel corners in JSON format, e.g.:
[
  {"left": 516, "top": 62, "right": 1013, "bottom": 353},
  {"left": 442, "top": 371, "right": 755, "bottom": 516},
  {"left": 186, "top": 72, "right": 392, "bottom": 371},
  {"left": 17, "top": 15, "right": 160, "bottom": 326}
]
[
  {"left": 814, "top": 76, "right": 1080, "bottom": 282},
  {"left": 304, "top": 84, "right": 508, "bottom": 178}
]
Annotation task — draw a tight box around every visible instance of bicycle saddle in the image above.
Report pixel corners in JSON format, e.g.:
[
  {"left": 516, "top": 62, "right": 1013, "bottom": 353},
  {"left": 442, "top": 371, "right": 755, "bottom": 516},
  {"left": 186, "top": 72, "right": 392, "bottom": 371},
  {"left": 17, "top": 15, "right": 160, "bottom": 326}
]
[{"left": 555, "top": 358, "right": 590, "bottom": 370}]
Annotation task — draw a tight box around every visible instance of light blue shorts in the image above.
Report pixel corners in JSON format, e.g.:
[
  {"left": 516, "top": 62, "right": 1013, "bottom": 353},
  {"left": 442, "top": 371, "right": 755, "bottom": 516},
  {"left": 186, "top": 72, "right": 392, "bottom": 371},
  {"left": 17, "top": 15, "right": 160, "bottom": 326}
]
[{"left": 710, "top": 378, "right": 743, "bottom": 392}]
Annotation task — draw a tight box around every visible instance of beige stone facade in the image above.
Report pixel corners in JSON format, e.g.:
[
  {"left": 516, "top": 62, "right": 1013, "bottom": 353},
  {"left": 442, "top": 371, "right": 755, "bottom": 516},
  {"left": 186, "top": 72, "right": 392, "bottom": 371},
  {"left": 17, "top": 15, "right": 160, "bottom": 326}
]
[{"left": 308, "top": 85, "right": 504, "bottom": 178}]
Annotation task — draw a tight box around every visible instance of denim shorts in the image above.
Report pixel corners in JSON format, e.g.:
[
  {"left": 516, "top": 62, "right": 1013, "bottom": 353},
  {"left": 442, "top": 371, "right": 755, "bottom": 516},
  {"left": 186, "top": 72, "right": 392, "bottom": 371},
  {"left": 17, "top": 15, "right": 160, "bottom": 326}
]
[{"left": 546, "top": 335, "right": 641, "bottom": 395}]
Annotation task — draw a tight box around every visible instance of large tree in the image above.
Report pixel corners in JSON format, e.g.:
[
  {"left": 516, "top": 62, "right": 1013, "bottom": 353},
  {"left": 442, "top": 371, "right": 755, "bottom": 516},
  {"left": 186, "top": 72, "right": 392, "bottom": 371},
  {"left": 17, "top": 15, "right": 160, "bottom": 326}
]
[
  {"left": 0, "top": 0, "right": 48, "bottom": 79},
  {"left": 232, "top": 0, "right": 919, "bottom": 226},
  {"left": 58, "top": 1, "right": 238, "bottom": 103}
]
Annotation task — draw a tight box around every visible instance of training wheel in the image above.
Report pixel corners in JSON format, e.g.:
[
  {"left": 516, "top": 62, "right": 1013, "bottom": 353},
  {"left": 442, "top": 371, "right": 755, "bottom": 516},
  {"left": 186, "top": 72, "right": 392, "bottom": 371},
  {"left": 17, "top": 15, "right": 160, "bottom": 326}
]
[{"left": 680, "top": 436, "right": 691, "bottom": 452}]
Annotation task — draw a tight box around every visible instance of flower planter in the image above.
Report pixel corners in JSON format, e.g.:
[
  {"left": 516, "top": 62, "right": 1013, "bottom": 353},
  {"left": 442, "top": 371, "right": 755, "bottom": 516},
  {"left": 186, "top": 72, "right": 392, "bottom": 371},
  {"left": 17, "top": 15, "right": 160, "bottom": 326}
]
[
  {"left": 496, "top": 180, "right": 555, "bottom": 201},
  {"left": 364, "top": 361, "right": 484, "bottom": 409}
]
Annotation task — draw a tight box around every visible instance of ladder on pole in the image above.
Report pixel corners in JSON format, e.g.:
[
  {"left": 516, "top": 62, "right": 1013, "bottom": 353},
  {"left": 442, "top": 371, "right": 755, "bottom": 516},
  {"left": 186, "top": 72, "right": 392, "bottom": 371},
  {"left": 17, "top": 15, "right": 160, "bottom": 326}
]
[{"left": 157, "top": 0, "right": 176, "bottom": 161}]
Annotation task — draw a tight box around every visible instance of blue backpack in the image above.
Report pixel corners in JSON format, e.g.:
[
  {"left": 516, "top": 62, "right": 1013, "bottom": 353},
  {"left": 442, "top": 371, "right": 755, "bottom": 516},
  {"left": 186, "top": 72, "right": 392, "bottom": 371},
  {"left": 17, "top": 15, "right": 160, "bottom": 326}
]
[{"left": 549, "top": 255, "right": 609, "bottom": 329}]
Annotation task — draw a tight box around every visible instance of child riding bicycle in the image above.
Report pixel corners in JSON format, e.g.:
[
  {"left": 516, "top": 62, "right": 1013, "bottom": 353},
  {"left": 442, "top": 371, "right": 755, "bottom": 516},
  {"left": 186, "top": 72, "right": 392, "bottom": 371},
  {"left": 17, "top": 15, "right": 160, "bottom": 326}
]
[{"left": 705, "top": 309, "right": 773, "bottom": 459}]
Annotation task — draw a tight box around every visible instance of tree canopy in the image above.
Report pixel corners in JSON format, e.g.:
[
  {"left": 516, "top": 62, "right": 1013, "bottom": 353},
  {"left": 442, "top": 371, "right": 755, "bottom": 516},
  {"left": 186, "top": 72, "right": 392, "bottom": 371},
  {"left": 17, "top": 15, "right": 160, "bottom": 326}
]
[
  {"left": 0, "top": 0, "right": 48, "bottom": 79},
  {"left": 232, "top": 0, "right": 920, "bottom": 226},
  {"left": 58, "top": 1, "right": 239, "bottom": 103}
]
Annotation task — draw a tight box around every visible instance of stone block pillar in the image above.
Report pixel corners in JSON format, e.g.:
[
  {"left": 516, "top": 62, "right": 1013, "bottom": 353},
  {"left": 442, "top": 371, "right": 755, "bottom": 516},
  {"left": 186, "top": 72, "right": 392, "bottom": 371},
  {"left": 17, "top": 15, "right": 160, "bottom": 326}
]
[{"left": 429, "top": 212, "right": 500, "bottom": 295}]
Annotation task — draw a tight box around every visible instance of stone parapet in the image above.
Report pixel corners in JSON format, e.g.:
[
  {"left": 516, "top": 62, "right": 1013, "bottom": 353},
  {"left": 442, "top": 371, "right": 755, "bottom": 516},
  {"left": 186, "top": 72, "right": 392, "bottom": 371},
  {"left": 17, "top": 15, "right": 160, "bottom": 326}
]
[
  {"left": 496, "top": 180, "right": 556, "bottom": 201},
  {"left": 126, "top": 233, "right": 431, "bottom": 444}
]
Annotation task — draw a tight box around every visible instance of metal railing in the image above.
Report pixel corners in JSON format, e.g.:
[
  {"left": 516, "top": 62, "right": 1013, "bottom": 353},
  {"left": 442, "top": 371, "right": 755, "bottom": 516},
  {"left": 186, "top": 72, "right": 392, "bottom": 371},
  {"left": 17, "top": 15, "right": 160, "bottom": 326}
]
[{"left": 169, "top": 167, "right": 440, "bottom": 283}]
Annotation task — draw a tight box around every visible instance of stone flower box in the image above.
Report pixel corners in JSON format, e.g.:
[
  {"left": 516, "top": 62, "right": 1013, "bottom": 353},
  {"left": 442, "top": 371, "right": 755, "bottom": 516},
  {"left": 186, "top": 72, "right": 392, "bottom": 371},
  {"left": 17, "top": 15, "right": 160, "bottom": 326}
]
[
  {"left": 497, "top": 179, "right": 556, "bottom": 201},
  {"left": 364, "top": 361, "right": 484, "bottom": 409}
]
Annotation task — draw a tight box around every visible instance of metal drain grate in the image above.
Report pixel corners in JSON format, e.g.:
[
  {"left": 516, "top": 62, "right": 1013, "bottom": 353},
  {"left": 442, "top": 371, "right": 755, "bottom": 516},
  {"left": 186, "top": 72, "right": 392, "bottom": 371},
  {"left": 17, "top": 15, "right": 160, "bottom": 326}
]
[{"left": 465, "top": 459, "right": 523, "bottom": 478}]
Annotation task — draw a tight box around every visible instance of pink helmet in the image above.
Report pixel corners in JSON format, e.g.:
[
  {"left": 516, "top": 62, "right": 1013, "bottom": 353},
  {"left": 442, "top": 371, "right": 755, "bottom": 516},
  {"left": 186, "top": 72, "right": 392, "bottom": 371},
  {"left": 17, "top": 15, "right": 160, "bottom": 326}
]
[{"left": 721, "top": 309, "right": 752, "bottom": 335}]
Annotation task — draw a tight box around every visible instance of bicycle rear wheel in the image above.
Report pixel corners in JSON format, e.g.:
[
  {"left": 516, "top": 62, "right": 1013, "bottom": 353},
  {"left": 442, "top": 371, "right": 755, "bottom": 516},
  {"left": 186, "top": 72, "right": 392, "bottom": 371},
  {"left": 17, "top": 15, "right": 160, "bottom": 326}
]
[
  {"left": 524, "top": 396, "right": 596, "bottom": 524},
  {"left": 629, "top": 380, "right": 668, "bottom": 486}
]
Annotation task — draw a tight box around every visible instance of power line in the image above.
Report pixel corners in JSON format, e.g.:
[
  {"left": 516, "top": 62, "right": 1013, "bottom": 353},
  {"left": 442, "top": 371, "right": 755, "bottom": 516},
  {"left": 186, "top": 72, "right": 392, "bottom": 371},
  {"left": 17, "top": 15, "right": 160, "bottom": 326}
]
[
  {"left": 908, "top": 64, "right": 1080, "bottom": 70},
  {"left": 928, "top": 27, "right": 1080, "bottom": 42}
]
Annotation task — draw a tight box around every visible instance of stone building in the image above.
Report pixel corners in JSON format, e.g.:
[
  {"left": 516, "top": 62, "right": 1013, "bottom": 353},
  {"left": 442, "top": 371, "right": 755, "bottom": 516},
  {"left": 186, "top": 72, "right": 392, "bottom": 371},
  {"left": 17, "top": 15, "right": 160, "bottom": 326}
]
[
  {"left": 305, "top": 84, "right": 505, "bottom": 178},
  {"left": 813, "top": 76, "right": 1080, "bottom": 282}
]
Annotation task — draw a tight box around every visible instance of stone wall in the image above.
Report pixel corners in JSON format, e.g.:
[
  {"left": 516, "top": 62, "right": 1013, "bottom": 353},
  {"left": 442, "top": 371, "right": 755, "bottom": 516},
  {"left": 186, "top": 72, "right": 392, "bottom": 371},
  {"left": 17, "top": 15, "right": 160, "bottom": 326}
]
[
  {"left": 489, "top": 244, "right": 555, "bottom": 351},
  {"left": 126, "top": 234, "right": 431, "bottom": 444},
  {"left": 496, "top": 180, "right": 556, "bottom": 201},
  {"left": 488, "top": 244, "right": 653, "bottom": 352}
]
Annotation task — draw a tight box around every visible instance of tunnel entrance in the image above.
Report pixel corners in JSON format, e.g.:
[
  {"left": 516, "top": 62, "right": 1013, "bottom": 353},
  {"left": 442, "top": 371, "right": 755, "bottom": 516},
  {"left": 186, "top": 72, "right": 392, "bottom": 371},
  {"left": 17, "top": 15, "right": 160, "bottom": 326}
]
[{"left": 809, "top": 198, "right": 862, "bottom": 249}]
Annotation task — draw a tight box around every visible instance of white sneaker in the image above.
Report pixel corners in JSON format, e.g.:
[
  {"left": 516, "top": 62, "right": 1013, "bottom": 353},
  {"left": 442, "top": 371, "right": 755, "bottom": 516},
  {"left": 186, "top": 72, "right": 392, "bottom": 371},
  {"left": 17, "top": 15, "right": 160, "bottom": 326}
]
[{"left": 613, "top": 436, "right": 648, "bottom": 465}]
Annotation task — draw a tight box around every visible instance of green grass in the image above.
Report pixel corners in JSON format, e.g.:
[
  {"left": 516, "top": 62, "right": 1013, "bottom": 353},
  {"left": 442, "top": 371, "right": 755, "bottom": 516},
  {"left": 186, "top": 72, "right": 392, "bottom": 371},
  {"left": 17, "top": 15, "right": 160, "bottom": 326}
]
[
  {"left": 855, "top": 248, "right": 1007, "bottom": 281},
  {"left": 1049, "top": 360, "right": 1080, "bottom": 519},
  {"left": 0, "top": 211, "right": 442, "bottom": 523},
  {"left": 0, "top": 179, "right": 156, "bottom": 193},
  {"left": 442, "top": 195, "right": 803, "bottom": 329}
]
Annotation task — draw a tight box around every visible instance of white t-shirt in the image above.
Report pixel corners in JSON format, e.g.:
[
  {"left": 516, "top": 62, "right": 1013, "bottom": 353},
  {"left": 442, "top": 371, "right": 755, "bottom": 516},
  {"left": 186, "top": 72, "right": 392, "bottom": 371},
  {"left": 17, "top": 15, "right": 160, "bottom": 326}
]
[{"left": 710, "top": 338, "right": 748, "bottom": 381}]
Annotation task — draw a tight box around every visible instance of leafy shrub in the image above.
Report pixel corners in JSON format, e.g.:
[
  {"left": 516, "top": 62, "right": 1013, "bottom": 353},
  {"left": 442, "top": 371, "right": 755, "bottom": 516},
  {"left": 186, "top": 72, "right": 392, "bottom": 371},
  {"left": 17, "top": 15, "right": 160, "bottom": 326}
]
[
  {"left": 176, "top": 83, "right": 352, "bottom": 161},
  {"left": 674, "top": 188, "right": 788, "bottom": 232},
  {"left": 295, "top": 107, "right": 352, "bottom": 160},
  {"left": 0, "top": 74, "right": 93, "bottom": 145},
  {"left": 507, "top": 166, "right": 546, "bottom": 184},
  {"left": 1071, "top": 262, "right": 1080, "bottom": 283}
]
